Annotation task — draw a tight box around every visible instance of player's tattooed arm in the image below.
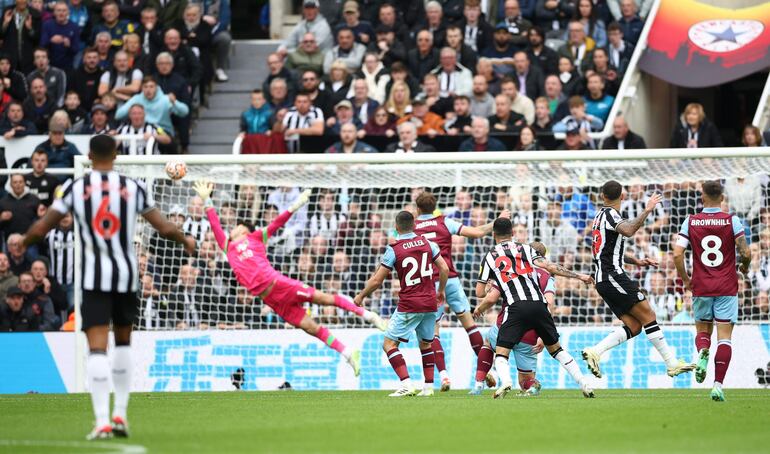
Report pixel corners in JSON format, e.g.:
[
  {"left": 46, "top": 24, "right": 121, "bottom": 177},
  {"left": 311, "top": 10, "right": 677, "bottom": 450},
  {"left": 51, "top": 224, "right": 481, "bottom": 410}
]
[
  {"left": 736, "top": 235, "right": 751, "bottom": 274},
  {"left": 616, "top": 193, "right": 663, "bottom": 238},
  {"left": 533, "top": 257, "right": 594, "bottom": 285},
  {"left": 472, "top": 286, "right": 500, "bottom": 320},
  {"left": 463, "top": 209, "right": 511, "bottom": 238}
]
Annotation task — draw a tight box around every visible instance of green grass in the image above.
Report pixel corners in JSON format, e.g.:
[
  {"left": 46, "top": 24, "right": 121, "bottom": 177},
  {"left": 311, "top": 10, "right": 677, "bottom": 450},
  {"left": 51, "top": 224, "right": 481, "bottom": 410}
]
[{"left": 1, "top": 389, "right": 768, "bottom": 453}]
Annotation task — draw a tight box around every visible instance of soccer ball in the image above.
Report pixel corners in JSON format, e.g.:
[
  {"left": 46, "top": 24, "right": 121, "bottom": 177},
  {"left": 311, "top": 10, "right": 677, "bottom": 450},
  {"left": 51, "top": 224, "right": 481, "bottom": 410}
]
[{"left": 165, "top": 161, "right": 187, "bottom": 180}]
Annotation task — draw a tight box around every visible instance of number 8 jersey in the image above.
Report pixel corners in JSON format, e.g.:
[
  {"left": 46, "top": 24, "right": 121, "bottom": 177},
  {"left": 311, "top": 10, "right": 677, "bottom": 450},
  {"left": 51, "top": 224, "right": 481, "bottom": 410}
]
[
  {"left": 677, "top": 208, "right": 744, "bottom": 297},
  {"left": 381, "top": 232, "right": 441, "bottom": 313}
]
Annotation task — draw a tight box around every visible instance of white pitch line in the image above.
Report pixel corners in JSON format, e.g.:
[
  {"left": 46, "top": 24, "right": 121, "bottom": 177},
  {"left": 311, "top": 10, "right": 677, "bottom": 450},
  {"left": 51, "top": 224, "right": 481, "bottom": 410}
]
[{"left": 0, "top": 439, "right": 147, "bottom": 453}]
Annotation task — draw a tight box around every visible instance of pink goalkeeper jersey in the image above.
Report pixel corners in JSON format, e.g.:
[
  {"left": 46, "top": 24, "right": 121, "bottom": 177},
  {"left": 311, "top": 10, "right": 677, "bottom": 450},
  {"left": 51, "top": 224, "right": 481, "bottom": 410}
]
[{"left": 206, "top": 207, "right": 292, "bottom": 295}]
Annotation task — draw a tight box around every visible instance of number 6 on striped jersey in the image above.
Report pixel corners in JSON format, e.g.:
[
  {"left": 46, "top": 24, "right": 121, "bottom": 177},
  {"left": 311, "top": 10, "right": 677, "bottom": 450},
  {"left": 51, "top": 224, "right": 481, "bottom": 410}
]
[{"left": 92, "top": 197, "right": 121, "bottom": 239}]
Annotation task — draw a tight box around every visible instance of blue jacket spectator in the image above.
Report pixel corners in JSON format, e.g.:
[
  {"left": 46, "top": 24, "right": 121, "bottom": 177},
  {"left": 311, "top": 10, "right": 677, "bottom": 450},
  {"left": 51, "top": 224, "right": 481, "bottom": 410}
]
[
  {"left": 325, "top": 123, "right": 377, "bottom": 153},
  {"left": 115, "top": 78, "right": 189, "bottom": 137},
  {"left": 240, "top": 90, "right": 273, "bottom": 134},
  {"left": 32, "top": 124, "right": 81, "bottom": 170},
  {"left": 40, "top": 3, "right": 81, "bottom": 70},
  {"left": 0, "top": 103, "right": 37, "bottom": 138}
]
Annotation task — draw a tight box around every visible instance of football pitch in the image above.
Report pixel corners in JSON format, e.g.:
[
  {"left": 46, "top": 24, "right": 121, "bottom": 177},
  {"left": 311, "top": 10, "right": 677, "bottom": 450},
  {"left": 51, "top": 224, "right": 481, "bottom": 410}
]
[{"left": 1, "top": 389, "right": 768, "bottom": 453}]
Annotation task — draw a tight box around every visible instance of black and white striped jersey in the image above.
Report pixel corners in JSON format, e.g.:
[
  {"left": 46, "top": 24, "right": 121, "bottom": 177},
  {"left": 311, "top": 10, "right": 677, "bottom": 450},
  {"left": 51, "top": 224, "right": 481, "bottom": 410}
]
[
  {"left": 115, "top": 122, "right": 162, "bottom": 155},
  {"left": 183, "top": 216, "right": 210, "bottom": 244},
  {"left": 478, "top": 241, "right": 545, "bottom": 304},
  {"left": 45, "top": 227, "right": 75, "bottom": 286},
  {"left": 591, "top": 206, "right": 626, "bottom": 282},
  {"left": 621, "top": 195, "right": 666, "bottom": 227},
  {"left": 281, "top": 106, "right": 324, "bottom": 153},
  {"left": 51, "top": 171, "right": 155, "bottom": 293}
]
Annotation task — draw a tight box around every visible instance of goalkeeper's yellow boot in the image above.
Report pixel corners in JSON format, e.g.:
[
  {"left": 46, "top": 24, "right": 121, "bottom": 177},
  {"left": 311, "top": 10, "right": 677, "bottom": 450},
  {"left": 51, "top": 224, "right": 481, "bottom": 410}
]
[{"left": 667, "top": 360, "right": 696, "bottom": 377}]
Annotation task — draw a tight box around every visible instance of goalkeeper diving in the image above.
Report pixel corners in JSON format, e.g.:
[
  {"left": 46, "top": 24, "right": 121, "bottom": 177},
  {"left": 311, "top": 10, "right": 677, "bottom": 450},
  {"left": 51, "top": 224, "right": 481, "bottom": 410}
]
[{"left": 193, "top": 180, "right": 387, "bottom": 376}]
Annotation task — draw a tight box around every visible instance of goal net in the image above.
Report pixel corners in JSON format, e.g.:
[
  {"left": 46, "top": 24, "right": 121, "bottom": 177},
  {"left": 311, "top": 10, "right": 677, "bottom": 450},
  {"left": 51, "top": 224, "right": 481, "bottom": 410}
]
[{"left": 87, "top": 150, "right": 770, "bottom": 332}]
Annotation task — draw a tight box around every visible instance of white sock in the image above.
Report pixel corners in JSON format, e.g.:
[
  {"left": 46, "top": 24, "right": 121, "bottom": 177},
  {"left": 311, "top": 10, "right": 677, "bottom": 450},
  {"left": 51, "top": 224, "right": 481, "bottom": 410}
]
[
  {"left": 112, "top": 346, "right": 132, "bottom": 421},
  {"left": 494, "top": 355, "right": 513, "bottom": 387},
  {"left": 423, "top": 382, "right": 432, "bottom": 391},
  {"left": 401, "top": 378, "right": 413, "bottom": 389},
  {"left": 87, "top": 352, "right": 111, "bottom": 428},
  {"left": 594, "top": 326, "right": 630, "bottom": 356},
  {"left": 363, "top": 310, "right": 376, "bottom": 322},
  {"left": 644, "top": 321, "right": 678, "bottom": 368},
  {"left": 554, "top": 349, "right": 585, "bottom": 386},
  {"left": 474, "top": 380, "right": 484, "bottom": 388},
  {"left": 439, "top": 370, "right": 449, "bottom": 381},
  {"left": 341, "top": 347, "right": 353, "bottom": 360}
]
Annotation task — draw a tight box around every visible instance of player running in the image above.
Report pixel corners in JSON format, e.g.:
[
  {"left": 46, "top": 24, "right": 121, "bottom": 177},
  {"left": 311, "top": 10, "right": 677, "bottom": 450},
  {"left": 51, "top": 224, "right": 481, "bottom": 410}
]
[
  {"left": 354, "top": 211, "right": 449, "bottom": 397},
  {"left": 473, "top": 218, "right": 596, "bottom": 399},
  {"left": 413, "top": 191, "right": 508, "bottom": 391},
  {"left": 469, "top": 241, "right": 553, "bottom": 396},
  {"left": 673, "top": 180, "right": 751, "bottom": 402},
  {"left": 193, "top": 180, "right": 386, "bottom": 377},
  {"left": 24, "top": 135, "right": 196, "bottom": 440},
  {"left": 582, "top": 181, "right": 695, "bottom": 379}
]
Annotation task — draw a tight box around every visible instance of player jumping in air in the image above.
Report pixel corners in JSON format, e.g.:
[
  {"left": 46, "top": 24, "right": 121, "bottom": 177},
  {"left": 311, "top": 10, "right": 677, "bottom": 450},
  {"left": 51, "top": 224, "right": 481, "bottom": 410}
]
[
  {"left": 354, "top": 211, "right": 449, "bottom": 397},
  {"left": 582, "top": 180, "right": 695, "bottom": 379},
  {"left": 413, "top": 191, "right": 509, "bottom": 391},
  {"left": 473, "top": 218, "right": 596, "bottom": 399},
  {"left": 193, "top": 180, "right": 387, "bottom": 377},
  {"left": 469, "top": 241, "right": 553, "bottom": 396},
  {"left": 673, "top": 180, "right": 751, "bottom": 402}
]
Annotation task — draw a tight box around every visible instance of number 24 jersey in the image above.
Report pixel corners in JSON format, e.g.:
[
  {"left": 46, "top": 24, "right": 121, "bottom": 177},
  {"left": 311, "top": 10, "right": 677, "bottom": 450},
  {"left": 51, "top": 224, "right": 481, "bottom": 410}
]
[{"left": 381, "top": 233, "right": 441, "bottom": 313}]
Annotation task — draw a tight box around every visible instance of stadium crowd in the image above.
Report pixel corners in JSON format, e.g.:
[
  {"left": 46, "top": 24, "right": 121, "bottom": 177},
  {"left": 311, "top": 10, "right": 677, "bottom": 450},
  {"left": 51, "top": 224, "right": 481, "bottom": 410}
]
[{"left": 2, "top": 0, "right": 770, "bottom": 331}]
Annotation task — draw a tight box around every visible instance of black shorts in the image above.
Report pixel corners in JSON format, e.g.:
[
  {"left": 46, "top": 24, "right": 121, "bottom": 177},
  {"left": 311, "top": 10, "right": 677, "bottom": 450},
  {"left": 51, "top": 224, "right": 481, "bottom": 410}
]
[
  {"left": 81, "top": 290, "right": 139, "bottom": 331},
  {"left": 595, "top": 273, "right": 645, "bottom": 319},
  {"left": 497, "top": 300, "right": 559, "bottom": 350}
]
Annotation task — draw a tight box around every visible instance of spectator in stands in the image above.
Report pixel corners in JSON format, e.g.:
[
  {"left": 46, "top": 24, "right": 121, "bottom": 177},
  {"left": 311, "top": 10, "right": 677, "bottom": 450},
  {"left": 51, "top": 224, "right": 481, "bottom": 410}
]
[
  {"left": 515, "top": 124, "right": 540, "bottom": 150},
  {"left": 481, "top": 24, "right": 515, "bottom": 76},
  {"left": 526, "top": 26, "right": 558, "bottom": 76},
  {"left": 286, "top": 32, "right": 324, "bottom": 77},
  {"left": 612, "top": 0, "right": 644, "bottom": 45},
  {"left": 116, "top": 103, "right": 172, "bottom": 154},
  {"left": 279, "top": 91, "right": 324, "bottom": 153},
  {"left": 154, "top": 50, "right": 193, "bottom": 112},
  {"left": 539, "top": 199, "right": 579, "bottom": 259},
  {"left": 33, "top": 117, "right": 80, "bottom": 169},
  {"left": 583, "top": 73, "right": 614, "bottom": 123},
  {"left": 385, "top": 60, "right": 419, "bottom": 102},
  {"left": 670, "top": 103, "right": 723, "bottom": 149},
  {"left": 198, "top": 0, "right": 232, "bottom": 82},
  {"left": 557, "top": 123, "right": 589, "bottom": 150},
  {"left": 742, "top": 124, "right": 762, "bottom": 147},
  {"left": 239, "top": 89, "right": 272, "bottom": 136},
  {"left": 299, "top": 69, "right": 332, "bottom": 117},
  {"left": 30, "top": 259, "right": 67, "bottom": 315},
  {"left": 608, "top": 0, "right": 653, "bottom": 21},
  {"left": 574, "top": 0, "right": 607, "bottom": 48},
  {"left": 0, "top": 286, "right": 44, "bottom": 331},
  {"left": 375, "top": 3, "right": 408, "bottom": 44},
  {"left": 459, "top": 116, "right": 506, "bottom": 151},
  {"left": 419, "top": 73, "right": 451, "bottom": 117},
  {"left": 27, "top": 48, "right": 66, "bottom": 107},
  {"left": 136, "top": 6, "right": 163, "bottom": 57},
  {"left": 356, "top": 52, "right": 388, "bottom": 105},
  {"left": 0, "top": 101, "right": 37, "bottom": 138},
  {"left": 59, "top": 91, "right": 84, "bottom": 132},
  {"left": 7, "top": 234, "right": 31, "bottom": 274},
  {"left": 419, "top": 1, "right": 448, "bottom": 48},
  {"left": 277, "top": 0, "right": 333, "bottom": 57},
  {"left": 398, "top": 98, "right": 445, "bottom": 137},
  {"left": 323, "top": 27, "right": 366, "bottom": 76},
  {"left": 325, "top": 60, "right": 353, "bottom": 107},
  {"left": 116, "top": 75, "right": 190, "bottom": 145},
  {"left": 489, "top": 93, "right": 525, "bottom": 133},
  {"left": 431, "top": 46, "right": 473, "bottom": 97},
  {"left": 500, "top": 76, "right": 535, "bottom": 124},
  {"left": 93, "top": 31, "right": 114, "bottom": 69},
  {"left": 92, "top": 0, "right": 135, "bottom": 49},
  {"left": 498, "top": 0, "right": 532, "bottom": 48},
  {"left": 602, "top": 115, "right": 646, "bottom": 149},
  {"left": 361, "top": 105, "right": 396, "bottom": 137},
  {"left": 180, "top": 3, "right": 213, "bottom": 102},
  {"left": 448, "top": 190, "right": 473, "bottom": 225},
  {"left": 325, "top": 122, "right": 377, "bottom": 154},
  {"left": 40, "top": 2, "right": 80, "bottom": 70},
  {"left": 336, "top": 1, "right": 373, "bottom": 45},
  {"left": 169, "top": 263, "right": 206, "bottom": 330},
  {"left": 475, "top": 58, "right": 501, "bottom": 96},
  {"left": 553, "top": 96, "right": 603, "bottom": 146},
  {"left": 0, "top": 174, "right": 40, "bottom": 240},
  {"left": 384, "top": 80, "right": 412, "bottom": 119},
  {"left": 23, "top": 77, "right": 57, "bottom": 133},
  {"left": 0, "top": 253, "right": 17, "bottom": 302},
  {"left": 543, "top": 74, "right": 566, "bottom": 117},
  {"left": 445, "top": 25, "right": 478, "bottom": 71},
  {"left": 444, "top": 95, "right": 473, "bottom": 135},
  {"left": 1, "top": 0, "right": 41, "bottom": 73},
  {"left": 80, "top": 103, "right": 113, "bottom": 134},
  {"left": 98, "top": 49, "right": 142, "bottom": 104},
  {"left": 470, "top": 74, "right": 495, "bottom": 118},
  {"left": 607, "top": 22, "right": 634, "bottom": 76},
  {"left": 557, "top": 56, "right": 582, "bottom": 97},
  {"left": 159, "top": 28, "right": 201, "bottom": 92},
  {"left": 0, "top": 54, "right": 27, "bottom": 102},
  {"left": 25, "top": 150, "right": 59, "bottom": 206},
  {"left": 267, "top": 77, "right": 291, "bottom": 114},
  {"left": 532, "top": 97, "right": 555, "bottom": 141},
  {"left": 267, "top": 187, "right": 309, "bottom": 249},
  {"left": 369, "top": 24, "right": 406, "bottom": 69},
  {"left": 67, "top": 47, "right": 102, "bottom": 111},
  {"left": 348, "top": 78, "right": 379, "bottom": 125},
  {"left": 461, "top": 0, "right": 493, "bottom": 53},
  {"left": 558, "top": 19, "right": 595, "bottom": 70},
  {"left": 588, "top": 48, "right": 619, "bottom": 96},
  {"left": 513, "top": 50, "right": 544, "bottom": 99},
  {"left": 325, "top": 99, "right": 362, "bottom": 135},
  {"left": 385, "top": 121, "right": 437, "bottom": 153},
  {"left": 408, "top": 30, "right": 439, "bottom": 83},
  {"left": 309, "top": 191, "right": 346, "bottom": 247}
]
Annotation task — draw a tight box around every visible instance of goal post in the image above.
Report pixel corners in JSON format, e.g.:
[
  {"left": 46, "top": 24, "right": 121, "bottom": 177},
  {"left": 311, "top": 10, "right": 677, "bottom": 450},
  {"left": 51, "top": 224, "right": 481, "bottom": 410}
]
[{"left": 72, "top": 149, "right": 770, "bottom": 391}]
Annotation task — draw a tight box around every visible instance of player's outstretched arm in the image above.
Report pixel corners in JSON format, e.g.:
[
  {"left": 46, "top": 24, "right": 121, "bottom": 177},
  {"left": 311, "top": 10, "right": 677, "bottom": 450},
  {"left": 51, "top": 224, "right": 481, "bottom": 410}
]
[
  {"left": 143, "top": 209, "right": 196, "bottom": 255},
  {"left": 624, "top": 252, "right": 658, "bottom": 268},
  {"left": 615, "top": 193, "right": 662, "bottom": 238},
  {"left": 461, "top": 209, "right": 511, "bottom": 239},
  {"left": 194, "top": 179, "right": 227, "bottom": 250},
  {"left": 353, "top": 265, "right": 390, "bottom": 306},
  {"left": 736, "top": 235, "right": 751, "bottom": 274},
  {"left": 533, "top": 257, "right": 594, "bottom": 285},
  {"left": 23, "top": 209, "right": 65, "bottom": 247},
  {"left": 265, "top": 189, "right": 312, "bottom": 239}
]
